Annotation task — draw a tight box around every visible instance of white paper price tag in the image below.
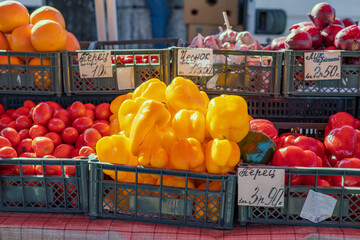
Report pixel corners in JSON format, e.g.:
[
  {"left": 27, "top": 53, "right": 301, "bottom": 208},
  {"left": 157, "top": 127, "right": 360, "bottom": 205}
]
[
  {"left": 177, "top": 48, "right": 213, "bottom": 76},
  {"left": 116, "top": 67, "right": 134, "bottom": 90},
  {"left": 237, "top": 167, "right": 285, "bottom": 207},
  {"left": 300, "top": 190, "right": 337, "bottom": 223},
  {"left": 304, "top": 51, "right": 341, "bottom": 80},
  {"left": 78, "top": 51, "right": 113, "bottom": 78}
]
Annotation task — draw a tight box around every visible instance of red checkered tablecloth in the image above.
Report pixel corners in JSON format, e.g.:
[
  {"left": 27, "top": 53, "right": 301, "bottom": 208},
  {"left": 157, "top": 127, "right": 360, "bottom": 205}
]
[{"left": 0, "top": 212, "right": 359, "bottom": 240}]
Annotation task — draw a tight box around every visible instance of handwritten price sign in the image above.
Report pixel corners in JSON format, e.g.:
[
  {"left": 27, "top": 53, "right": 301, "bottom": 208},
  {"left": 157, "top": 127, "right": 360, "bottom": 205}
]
[
  {"left": 78, "top": 51, "right": 113, "bottom": 78},
  {"left": 177, "top": 48, "right": 213, "bottom": 76},
  {"left": 304, "top": 51, "right": 341, "bottom": 80},
  {"left": 237, "top": 167, "right": 285, "bottom": 207}
]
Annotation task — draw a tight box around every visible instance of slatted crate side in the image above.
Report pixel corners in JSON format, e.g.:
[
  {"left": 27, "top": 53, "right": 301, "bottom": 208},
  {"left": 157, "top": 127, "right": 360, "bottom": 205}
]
[
  {"left": 283, "top": 50, "right": 360, "bottom": 97},
  {"left": 88, "top": 160, "right": 237, "bottom": 229}
]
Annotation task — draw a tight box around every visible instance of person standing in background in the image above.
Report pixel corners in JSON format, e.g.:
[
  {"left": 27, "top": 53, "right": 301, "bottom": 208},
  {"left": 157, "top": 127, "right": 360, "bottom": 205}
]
[{"left": 145, "top": 0, "right": 170, "bottom": 48}]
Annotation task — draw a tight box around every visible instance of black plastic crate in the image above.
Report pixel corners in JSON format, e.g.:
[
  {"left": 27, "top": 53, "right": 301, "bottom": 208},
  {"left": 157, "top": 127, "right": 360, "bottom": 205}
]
[
  {"left": 88, "top": 160, "right": 237, "bottom": 229},
  {"left": 0, "top": 158, "right": 88, "bottom": 214},
  {"left": 273, "top": 122, "right": 327, "bottom": 141},
  {"left": 245, "top": 96, "right": 357, "bottom": 123},
  {"left": 283, "top": 50, "right": 360, "bottom": 97},
  {"left": 62, "top": 49, "right": 171, "bottom": 95},
  {"left": 0, "top": 51, "right": 62, "bottom": 96},
  {"left": 238, "top": 165, "right": 360, "bottom": 228},
  {"left": 171, "top": 48, "right": 283, "bottom": 96}
]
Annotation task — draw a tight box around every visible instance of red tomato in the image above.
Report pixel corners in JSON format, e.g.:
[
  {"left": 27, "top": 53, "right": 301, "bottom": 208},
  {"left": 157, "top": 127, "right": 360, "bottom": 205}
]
[
  {"left": 32, "top": 137, "right": 54, "bottom": 157},
  {"left": 92, "top": 122, "right": 110, "bottom": 137},
  {"left": 83, "top": 128, "right": 102, "bottom": 149},
  {"left": 29, "top": 125, "right": 48, "bottom": 139},
  {"left": 62, "top": 127, "right": 79, "bottom": 144},
  {"left": 46, "top": 101, "right": 62, "bottom": 111},
  {"left": 7, "top": 121, "right": 16, "bottom": 129},
  {"left": 15, "top": 115, "right": 33, "bottom": 130},
  {"left": 0, "top": 104, "right": 4, "bottom": 115},
  {"left": 65, "top": 166, "right": 76, "bottom": 176},
  {"left": 71, "top": 148, "right": 80, "bottom": 157},
  {"left": 0, "top": 116, "right": 11, "bottom": 130},
  {"left": 79, "top": 146, "right": 95, "bottom": 157},
  {"left": 5, "top": 109, "right": 15, "bottom": 119},
  {"left": 43, "top": 155, "right": 56, "bottom": 158},
  {"left": 35, "top": 165, "right": 62, "bottom": 176},
  {"left": 0, "top": 136, "right": 11, "bottom": 148},
  {"left": 44, "top": 132, "right": 62, "bottom": 147},
  {"left": 84, "top": 103, "right": 96, "bottom": 110},
  {"left": 75, "top": 133, "right": 85, "bottom": 148},
  {"left": 16, "top": 138, "right": 33, "bottom": 154},
  {"left": 23, "top": 100, "right": 36, "bottom": 109},
  {"left": 0, "top": 146, "right": 17, "bottom": 158},
  {"left": 85, "top": 109, "right": 95, "bottom": 120},
  {"left": 32, "top": 102, "right": 52, "bottom": 125},
  {"left": 95, "top": 103, "right": 111, "bottom": 120},
  {"left": 53, "top": 144, "right": 74, "bottom": 158},
  {"left": 19, "top": 152, "right": 37, "bottom": 158},
  {"left": 12, "top": 106, "right": 30, "bottom": 119},
  {"left": 93, "top": 120, "right": 110, "bottom": 125},
  {"left": 72, "top": 117, "right": 93, "bottom": 133},
  {"left": 68, "top": 101, "right": 86, "bottom": 121},
  {"left": 19, "top": 129, "right": 30, "bottom": 140},
  {"left": 47, "top": 118, "right": 65, "bottom": 133},
  {"left": 1, "top": 127, "right": 20, "bottom": 147},
  {"left": 53, "top": 109, "right": 71, "bottom": 127},
  {"left": 14, "top": 165, "right": 35, "bottom": 175}
]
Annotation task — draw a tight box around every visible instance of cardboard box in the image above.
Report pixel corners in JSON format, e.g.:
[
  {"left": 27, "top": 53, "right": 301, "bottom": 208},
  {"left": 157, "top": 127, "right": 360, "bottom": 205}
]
[
  {"left": 187, "top": 24, "right": 243, "bottom": 43},
  {"left": 184, "top": 0, "right": 239, "bottom": 25}
]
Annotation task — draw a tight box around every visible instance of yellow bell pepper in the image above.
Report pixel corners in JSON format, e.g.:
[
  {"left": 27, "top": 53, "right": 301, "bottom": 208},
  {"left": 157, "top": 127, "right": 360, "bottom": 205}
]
[
  {"left": 110, "top": 93, "right": 132, "bottom": 115},
  {"left": 205, "top": 138, "right": 241, "bottom": 174},
  {"left": 155, "top": 127, "right": 177, "bottom": 155},
  {"left": 109, "top": 114, "right": 117, "bottom": 122},
  {"left": 110, "top": 118, "right": 120, "bottom": 135},
  {"left": 96, "top": 135, "right": 138, "bottom": 182},
  {"left": 118, "top": 97, "right": 146, "bottom": 137},
  {"left": 200, "top": 91, "right": 210, "bottom": 110},
  {"left": 138, "top": 145, "right": 169, "bottom": 181},
  {"left": 206, "top": 94, "right": 249, "bottom": 143},
  {"left": 165, "top": 77, "right": 206, "bottom": 115},
  {"left": 130, "top": 99, "right": 171, "bottom": 155},
  {"left": 169, "top": 137, "right": 204, "bottom": 172},
  {"left": 138, "top": 145, "right": 168, "bottom": 169},
  {"left": 194, "top": 181, "right": 222, "bottom": 222},
  {"left": 172, "top": 109, "right": 205, "bottom": 143},
  {"left": 132, "top": 78, "right": 167, "bottom": 103}
]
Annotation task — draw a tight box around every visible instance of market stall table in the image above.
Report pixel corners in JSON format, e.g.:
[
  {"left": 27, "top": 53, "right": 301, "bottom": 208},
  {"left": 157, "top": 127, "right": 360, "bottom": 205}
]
[{"left": 0, "top": 212, "right": 359, "bottom": 240}]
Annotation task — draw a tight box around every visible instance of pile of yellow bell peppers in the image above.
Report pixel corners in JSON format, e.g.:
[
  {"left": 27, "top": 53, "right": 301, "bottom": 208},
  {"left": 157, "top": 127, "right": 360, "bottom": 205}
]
[{"left": 96, "top": 77, "right": 250, "bottom": 187}]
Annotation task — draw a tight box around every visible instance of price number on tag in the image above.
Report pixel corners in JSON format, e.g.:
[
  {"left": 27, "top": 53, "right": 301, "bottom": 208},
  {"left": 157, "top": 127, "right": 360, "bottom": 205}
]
[{"left": 245, "top": 186, "right": 284, "bottom": 207}]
